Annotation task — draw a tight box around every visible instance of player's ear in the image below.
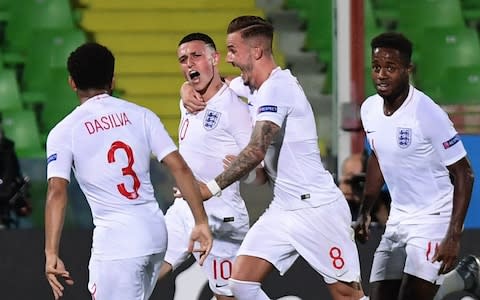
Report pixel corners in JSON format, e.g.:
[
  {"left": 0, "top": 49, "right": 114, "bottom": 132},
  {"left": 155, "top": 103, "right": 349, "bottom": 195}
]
[
  {"left": 253, "top": 46, "right": 262, "bottom": 60},
  {"left": 212, "top": 51, "right": 220, "bottom": 66},
  {"left": 68, "top": 75, "right": 77, "bottom": 91}
]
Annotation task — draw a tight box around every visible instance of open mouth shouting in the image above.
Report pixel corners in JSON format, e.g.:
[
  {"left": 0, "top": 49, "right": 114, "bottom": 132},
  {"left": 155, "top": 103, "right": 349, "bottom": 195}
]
[{"left": 189, "top": 70, "right": 200, "bottom": 83}]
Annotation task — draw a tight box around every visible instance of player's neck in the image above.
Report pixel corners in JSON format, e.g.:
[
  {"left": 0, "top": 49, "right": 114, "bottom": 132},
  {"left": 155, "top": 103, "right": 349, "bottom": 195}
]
[
  {"left": 78, "top": 89, "right": 111, "bottom": 104},
  {"left": 253, "top": 58, "right": 278, "bottom": 89},
  {"left": 200, "top": 76, "right": 224, "bottom": 102},
  {"left": 383, "top": 85, "right": 409, "bottom": 116}
]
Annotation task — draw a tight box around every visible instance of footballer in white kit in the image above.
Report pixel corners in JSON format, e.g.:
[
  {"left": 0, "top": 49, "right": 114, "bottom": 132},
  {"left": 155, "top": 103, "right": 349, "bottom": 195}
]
[
  {"left": 165, "top": 84, "right": 251, "bottom": 296},
  {"left": 47, "top": 95, "right": 175, "bottom": 299},
  {"left": 162, "top": 33, "right": 252, "bottom": 298},
  {"left": 230, "top": 67, "right": 362, "bottom": 285},
  {"left": 362, "top": 85, "right": 467, "bottom": 283},
  {"left": 44, "top": 42, "right": 212, "bottom": 300},
  {"left": 357, "top": 32, "right": 473, "bottom": 300}
]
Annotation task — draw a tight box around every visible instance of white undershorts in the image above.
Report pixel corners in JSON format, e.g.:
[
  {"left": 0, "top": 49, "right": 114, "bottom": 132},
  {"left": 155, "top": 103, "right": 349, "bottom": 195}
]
[{"left": 369, "top": 222, "right": 449, "bottom": 284}]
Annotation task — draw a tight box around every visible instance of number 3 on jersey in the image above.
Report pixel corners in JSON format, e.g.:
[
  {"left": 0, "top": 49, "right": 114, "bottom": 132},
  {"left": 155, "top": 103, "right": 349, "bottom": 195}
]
[{"left": 107, "top": 141, "right": 140, "bottom": 200}]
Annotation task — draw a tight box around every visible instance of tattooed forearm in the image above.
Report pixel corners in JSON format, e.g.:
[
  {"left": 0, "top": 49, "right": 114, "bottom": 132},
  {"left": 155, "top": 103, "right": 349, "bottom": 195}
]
[{"left": 216, "top": 120, "right": 279, "bottom": 189}]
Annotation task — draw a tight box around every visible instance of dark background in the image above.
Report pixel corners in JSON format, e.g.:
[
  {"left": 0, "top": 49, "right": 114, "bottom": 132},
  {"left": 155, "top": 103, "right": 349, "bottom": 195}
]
[{"left": 1, "top": 227, "right": 478, "bottom": 300}]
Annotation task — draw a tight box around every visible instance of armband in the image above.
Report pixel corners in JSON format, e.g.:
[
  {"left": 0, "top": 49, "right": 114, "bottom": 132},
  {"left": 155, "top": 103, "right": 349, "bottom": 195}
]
[{"left": 206, "top": 180, "right": 222, "bottom": 197}]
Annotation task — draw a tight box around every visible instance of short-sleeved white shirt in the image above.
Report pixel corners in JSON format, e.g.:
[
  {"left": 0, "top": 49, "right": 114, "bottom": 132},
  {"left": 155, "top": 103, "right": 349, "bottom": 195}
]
[
  {"left": 361, "top": 86, "right": 467, "bottom": 225},
  {"left": 178, "top": 84, "right": 251, "bottom": 224},
  {"left": 240, "top": 68, "right": 343, "bottom": 210},
  {"left": 46, "top": 94, "right": 177, "bottom": 259}
]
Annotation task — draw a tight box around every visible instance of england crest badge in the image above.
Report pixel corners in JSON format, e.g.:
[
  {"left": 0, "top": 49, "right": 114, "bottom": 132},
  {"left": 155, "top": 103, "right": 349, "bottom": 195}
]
[
  {"left": 204, "top": 109, "right": 221, "bottom": 130},
  {"left": 397, "top": 127, "right": 412, "bottom": 149}
]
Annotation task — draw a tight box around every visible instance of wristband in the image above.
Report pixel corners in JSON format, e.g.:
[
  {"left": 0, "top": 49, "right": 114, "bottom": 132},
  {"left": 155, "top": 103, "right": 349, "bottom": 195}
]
[
  {"left": 243, "top": 169, "right": 257, "bottom": 184},
  {"left": 206, "top": 180, "right": 222, "bottom": 197}
]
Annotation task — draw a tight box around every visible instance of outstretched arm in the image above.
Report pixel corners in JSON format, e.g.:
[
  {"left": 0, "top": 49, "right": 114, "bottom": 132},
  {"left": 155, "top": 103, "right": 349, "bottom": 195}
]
[
  {"left": 45, "top": 177, "right": 74, "bottom": 299},
  {"left": 162, "top": 150, "right": 213, "bottom": 265},
  {"left": 433, "top": 157, "right": 474, "bottom": 274}
]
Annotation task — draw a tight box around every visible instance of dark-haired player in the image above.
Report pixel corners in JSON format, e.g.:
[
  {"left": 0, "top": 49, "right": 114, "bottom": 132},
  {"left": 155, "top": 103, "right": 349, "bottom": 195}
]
[
  {"left": 356, "top": 32, "right": 474, "bottom": 300},
  {"left": 44, "top": 42, "right": 212, "bottom": 300},
  {"left": 157, "top": 32, "right": 265, "bottom": 300}
]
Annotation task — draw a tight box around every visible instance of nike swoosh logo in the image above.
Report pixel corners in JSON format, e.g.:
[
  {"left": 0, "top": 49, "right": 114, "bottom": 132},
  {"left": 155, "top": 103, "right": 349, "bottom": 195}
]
[
  {"left": 215, "top": 283, "right": 228, "bottom": 288},
  {"left": 366, "top": 130, "right": 376, "bottom": 133}
]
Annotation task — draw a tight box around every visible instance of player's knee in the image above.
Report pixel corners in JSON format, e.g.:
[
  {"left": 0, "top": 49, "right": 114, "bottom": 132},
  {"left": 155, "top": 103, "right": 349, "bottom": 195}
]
[{"left": 228, "top": 278, "right": 268, "bottom": 300}]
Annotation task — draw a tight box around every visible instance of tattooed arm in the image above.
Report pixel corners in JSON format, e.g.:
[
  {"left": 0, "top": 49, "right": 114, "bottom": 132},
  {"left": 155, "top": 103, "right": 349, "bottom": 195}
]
[{"left": 202, "top": 120, "right": 280, "bottom": 198}]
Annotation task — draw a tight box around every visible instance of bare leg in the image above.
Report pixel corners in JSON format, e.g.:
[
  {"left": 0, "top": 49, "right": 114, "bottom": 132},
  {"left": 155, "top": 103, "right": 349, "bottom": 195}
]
[
  {"left": 228, "top": 255, "right": 274, "bottom": 300},
  {"left": 327, "top": 280, "right": 365, "bottom": 300},
  {"left": 369, "top": 280, "right": 401, "bottom": 300},
  {"left": 231, "top": 255, "right": 274, "bottom": 282},
  {"left": 398, "top": 274, "right": 438, "bottom": 300}
]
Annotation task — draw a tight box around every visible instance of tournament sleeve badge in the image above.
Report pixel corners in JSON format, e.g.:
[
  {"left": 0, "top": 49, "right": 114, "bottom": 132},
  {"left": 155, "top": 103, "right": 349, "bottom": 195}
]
[
  {"left": 203, "top": 109, "right": 221, "bottom": 131},
  {"left": 397, "top": 127, "right": 412, "bottom": 149}
]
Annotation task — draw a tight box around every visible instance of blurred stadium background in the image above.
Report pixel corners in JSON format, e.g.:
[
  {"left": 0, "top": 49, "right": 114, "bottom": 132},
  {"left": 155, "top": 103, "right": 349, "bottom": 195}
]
[{"left": 0, "top": 0, "right": 479, "bottom": 299}]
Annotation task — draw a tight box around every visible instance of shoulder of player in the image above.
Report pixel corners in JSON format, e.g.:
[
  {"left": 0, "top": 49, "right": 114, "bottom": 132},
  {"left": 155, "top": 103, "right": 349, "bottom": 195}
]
[
  {"left": 360, "top": 94, "right": 381, "bottom": 115},
  {"left": 217, "top": 88, "right": 249, "bottom": 110},
  {"left": 413, "top": 89, "right": 444, "bottom": 115}
]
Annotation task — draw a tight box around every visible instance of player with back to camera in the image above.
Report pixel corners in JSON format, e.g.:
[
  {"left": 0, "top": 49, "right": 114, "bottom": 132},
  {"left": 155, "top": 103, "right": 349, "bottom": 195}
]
[
  {"left": 157, "top": 32, "right": 266, "bottom": 300},
  {"left": 355, "top": 32, "right": 474, "bottom": 300},
  {"left": 44, "top": 42, "right": 212, "bottom": 300}
]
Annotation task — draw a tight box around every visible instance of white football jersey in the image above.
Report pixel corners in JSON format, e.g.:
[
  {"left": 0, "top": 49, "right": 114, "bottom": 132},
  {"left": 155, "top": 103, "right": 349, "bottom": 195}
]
[
  {"left": 244, "top": 68, "right": 343, "bottom": 210},
  {"left": 361, "top": 85, "right": 467, "bottom": 225},
  {"left": 178, "top": 84, "right": 251, "bottom": 225},
  {"left": 46, "top": 94, "right": 176, "bottom": 259}
]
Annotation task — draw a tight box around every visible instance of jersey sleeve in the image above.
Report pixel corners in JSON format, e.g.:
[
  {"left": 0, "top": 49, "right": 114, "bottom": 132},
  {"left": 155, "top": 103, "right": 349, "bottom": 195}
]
[
  {"left": 254, "top": 81, "right": 290, "bottom": 127},
  {"left": 229, "top": 76, "right": 252, "bottom": 98},
  {"left": 46, "top": 126, "right": 73, "bottom": 182},
  {"left": 145, "top": 109, "right": 178, "bottom": 162},
  {"left": 418, "top": 100, "right": 467, "bottom": 166},
  {"left": 227, "top": 98, "right": 253, "bottom": 149}
]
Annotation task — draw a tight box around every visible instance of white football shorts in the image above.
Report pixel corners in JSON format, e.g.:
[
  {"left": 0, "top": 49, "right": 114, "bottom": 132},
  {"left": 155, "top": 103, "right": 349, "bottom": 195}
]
[
  {"left": 237, "top": 197, "right": 362, "bottom": 284},
  {"left": 164, "top": 198, "right": 249, "bottom": 296},
  {"left": 369, "top": 222, "right": 449, "bottom": 284},
  {"left": 88, "top": 252, "right": 164, "bottom": 300}
]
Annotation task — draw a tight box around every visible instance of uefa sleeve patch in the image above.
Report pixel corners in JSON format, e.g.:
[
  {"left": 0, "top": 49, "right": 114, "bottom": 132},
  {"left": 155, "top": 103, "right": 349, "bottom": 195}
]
[
  {"left": 443, "top": 134, "right": 460, "bottom": 149},
  {"left": 258, "top": 105, "right": 278, "bottom": 113},
  {"left": 47, "top": 153, "right": 57, "bottom": 164}
]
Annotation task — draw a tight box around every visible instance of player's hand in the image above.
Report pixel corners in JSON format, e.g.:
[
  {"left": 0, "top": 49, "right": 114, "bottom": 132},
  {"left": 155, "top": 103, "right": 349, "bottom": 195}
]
[
  {"left": 181, "top": 82, "right": 205, "bottom": 114},
  {"left": 354, "top": 213, "right": 371, "bottom": 244},
  {"left": 223, "top": 154, "right": 237, "bottom": 170},
  {"left": 188, "top": 223, "right": 213, "bottom": 266},
  {"left": 432, "top": 234, "right": 461, "bottom": 274},
  {"left": 45, "top": 253, "right": 74, "bottom": 299}
]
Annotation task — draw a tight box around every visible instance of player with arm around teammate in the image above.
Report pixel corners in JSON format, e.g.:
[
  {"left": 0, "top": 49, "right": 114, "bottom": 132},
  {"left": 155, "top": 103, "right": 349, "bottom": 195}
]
[
  {"left": 355, "top": 32, "right": 474, "bottom": 300},
  {"left": 44, "top": 42, "right": 212, "bottom": 300},
  {"left": 184, "top": 16, "right": 366, "bottom": 300},
  {"left": 157, "top": 33, "right": 266, "bottom": 300}
]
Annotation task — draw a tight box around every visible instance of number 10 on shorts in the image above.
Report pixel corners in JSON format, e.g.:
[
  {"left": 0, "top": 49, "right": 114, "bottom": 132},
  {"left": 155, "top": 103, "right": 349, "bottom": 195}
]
[{"left": 213, "top": 259, "right": 233, "bottom": 280}]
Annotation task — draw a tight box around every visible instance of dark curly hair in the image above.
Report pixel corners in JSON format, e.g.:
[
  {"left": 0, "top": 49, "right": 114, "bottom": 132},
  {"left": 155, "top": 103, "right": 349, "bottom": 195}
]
[
  {"left": 67, "top": 42, "right": 114, "bottom": 90},
  {"left": 371, "top": 32, "right": 413, "bottom": 65}
]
